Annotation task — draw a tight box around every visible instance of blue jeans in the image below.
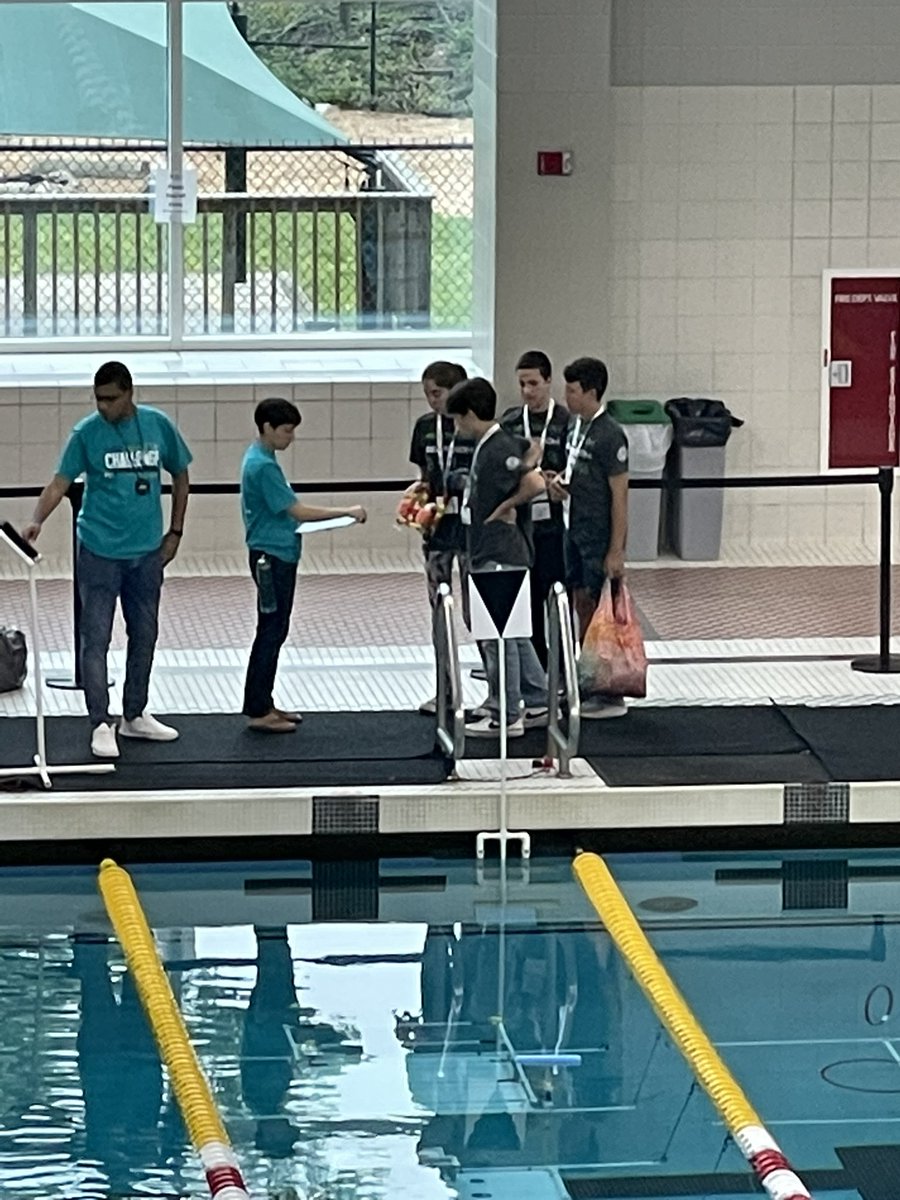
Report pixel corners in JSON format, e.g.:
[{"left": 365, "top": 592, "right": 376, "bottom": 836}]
[
  {"left": 77, "top": 543, "right": 163, "bottom": 728},
  {"left": 480, "top": 638, "right": 547, "bottom": 724}
]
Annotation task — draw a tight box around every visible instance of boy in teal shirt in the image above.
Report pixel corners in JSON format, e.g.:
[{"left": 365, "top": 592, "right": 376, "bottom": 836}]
[
  {"left": 23, "top": 361, "right": 192, "bottom": 759},
  {"left": 241, "top": 397, "right": 366, "bottom": 732}
]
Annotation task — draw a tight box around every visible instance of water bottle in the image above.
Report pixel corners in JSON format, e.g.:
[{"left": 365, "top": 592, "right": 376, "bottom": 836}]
[{"left": 255, "top": 554, "right": 277, "bottom": 614}]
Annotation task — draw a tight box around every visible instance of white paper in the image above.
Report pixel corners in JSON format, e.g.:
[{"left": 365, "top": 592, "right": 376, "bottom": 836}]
[
  {"left": 150, "top": 164, "right": 198, "bottom": 225},
  {"left": 296, "top": 514, "right": 356, "bottom": 534}
]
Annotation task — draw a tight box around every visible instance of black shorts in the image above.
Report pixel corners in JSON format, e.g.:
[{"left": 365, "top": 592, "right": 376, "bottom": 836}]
[{"left": 564, "top": 534, "right": 607, "bottom": 600}]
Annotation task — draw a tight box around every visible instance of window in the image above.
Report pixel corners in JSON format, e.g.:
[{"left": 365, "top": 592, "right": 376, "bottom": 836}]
[{"left": 0, "top": 0, "right": 473, "bottom": 346}]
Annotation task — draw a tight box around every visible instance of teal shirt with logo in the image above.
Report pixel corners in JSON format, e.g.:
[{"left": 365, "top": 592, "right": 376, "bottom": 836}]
[
  {"left": 57, "top": 405, "right": 192, "bottom": 560},
  {"left": 240, "top": 442, "right": 302, "bottom": 564}
]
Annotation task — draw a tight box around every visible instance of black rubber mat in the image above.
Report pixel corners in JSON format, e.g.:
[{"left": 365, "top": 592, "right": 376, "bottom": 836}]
[
  {"left": 0, "top": 711, "right": 439, "bottom": 765},
  {"left": 0, "top": 712, "right": 450, "bottom": 790},
  {"left": 590, "top": 751, "right": 831, "bottom": 787},
  {"left": 778, "top": 705, "right": 900, "bottom": 781},
  {"left": 468, "top": 705, "right": 808, "bottom": 760}
]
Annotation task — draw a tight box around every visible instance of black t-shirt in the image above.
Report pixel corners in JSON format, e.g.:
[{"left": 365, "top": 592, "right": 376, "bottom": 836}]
[
  {"left": 409, "top": 412, "right": 474, "bottom": 498},
  {"left": 409, "top": 412, "right": 475, "bottom": 552},
  {"left": 501, "top": 401, "right": 571, "bottom": 528},
  {"left": 566, "top": 411, "right": 629, "bottom": 552},
  {"left": 500, "top": 402, "right": 570, "bottom": 473},
  {"left": 465, "top": 425, "right": 535, "bottom": 570}
]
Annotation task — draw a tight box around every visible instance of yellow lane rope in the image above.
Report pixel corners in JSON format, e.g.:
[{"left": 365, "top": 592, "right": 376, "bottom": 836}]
[
  {"left": 573, "top": 851, "right": 813, "bottom": 1200},
  {"left": 98, "top": 858, "right": 250, "bottom": 1200}
]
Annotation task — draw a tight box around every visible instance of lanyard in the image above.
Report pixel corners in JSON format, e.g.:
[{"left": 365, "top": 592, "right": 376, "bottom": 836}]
[
  {"left": 463, "top": 422, "right": 500, "bottom": 510},
  {"left": 111, "top": 408, "right": 149, "bottom": 472},
  {"left": 563, "top": 408, "right": 602, "bottom": 484},
  {"left": 522, "top": 398, "right": 556, "bottom": 458},
  {"left": 434, "top": 414, "right": 457, "bottom": 483}
]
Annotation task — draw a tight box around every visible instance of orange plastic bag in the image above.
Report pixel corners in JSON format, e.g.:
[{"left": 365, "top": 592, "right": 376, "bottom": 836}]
[{"left": 578, "top": 580, "right": 647, "bottom": 698}]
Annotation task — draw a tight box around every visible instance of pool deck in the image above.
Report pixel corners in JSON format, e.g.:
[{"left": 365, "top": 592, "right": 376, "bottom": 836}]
[{"left": 1, "top": 551, "right": 899, "bottom": 847}]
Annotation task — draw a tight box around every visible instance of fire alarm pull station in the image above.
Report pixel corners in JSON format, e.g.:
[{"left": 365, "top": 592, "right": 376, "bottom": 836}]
[{"left": 537, "top": 150, "right": 573, "bottom": 177}]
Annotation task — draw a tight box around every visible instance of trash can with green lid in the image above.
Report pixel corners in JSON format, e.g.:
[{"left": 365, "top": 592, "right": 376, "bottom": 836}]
[{"left": 607, "top": 399, "right": 672, "bottom": 562}]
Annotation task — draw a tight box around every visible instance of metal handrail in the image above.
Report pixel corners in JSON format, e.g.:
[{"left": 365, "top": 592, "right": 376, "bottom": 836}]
[
  {"left": 434, "top": 583, "right": 465, "bottom": 761},
  {"left": 0, "top": 189, "right": 430, "bottom": 212},
  {"left": 0, "top": 186, "right": 435, "bottom": 336},
  {"left": 546, "top": 582, "right": 580, "bottom": 777}
]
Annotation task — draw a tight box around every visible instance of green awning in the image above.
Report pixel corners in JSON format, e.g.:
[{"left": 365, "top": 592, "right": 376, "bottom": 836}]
[{"left": 0, "top": 2, "right": 345, "bottom": 145}]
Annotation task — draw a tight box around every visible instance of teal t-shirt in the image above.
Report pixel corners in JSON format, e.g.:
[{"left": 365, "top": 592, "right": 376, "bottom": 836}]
[
  {"left": 240, "top": 442, "right": 302, "bottom": 564},
  {"left": 57, "top": 405, "right": 192, "bottom": 560}
]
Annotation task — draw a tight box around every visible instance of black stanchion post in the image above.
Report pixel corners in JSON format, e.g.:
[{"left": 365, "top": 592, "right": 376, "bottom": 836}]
[
  {"left": 46, "top": 480, "right": 100, "bottom": 691},
  {"left": 852, "top": 466, "right": 900, "bottom": 674}
]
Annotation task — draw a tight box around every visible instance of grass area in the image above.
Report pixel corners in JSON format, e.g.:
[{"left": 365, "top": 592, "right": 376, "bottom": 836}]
[
  {"left": 431, "top": 214, "right": 472, "bottom": 329},
  {"left": 0, "top": 208, "right": 473, "bottom": 330}
]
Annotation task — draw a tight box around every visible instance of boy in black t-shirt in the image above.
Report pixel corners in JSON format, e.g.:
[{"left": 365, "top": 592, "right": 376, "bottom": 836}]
[
  {"left": 447, "top": 377, "right": 548, "bottom": 738},
  {"left": 500, "top": 349, "right": 571, "bottom": 669},
  {"left": 548, "top": 356, "right": 629, "bottom": 719},
  {"left": 408, "top": 362, "right": 474, "bottom": 714}
]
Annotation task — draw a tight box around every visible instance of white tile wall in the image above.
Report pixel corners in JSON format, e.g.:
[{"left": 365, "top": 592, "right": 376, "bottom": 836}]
[
  {"left": 608, "top": 82, "right": 900, "bottom": 553},
  {"left": 2, "top": 379, "right": 428, "bottom": 563}
]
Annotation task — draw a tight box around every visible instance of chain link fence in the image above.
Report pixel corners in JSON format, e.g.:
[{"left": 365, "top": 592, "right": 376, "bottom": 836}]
[{"left": 0, "top": 136, "right": 472, "bottom": 339}]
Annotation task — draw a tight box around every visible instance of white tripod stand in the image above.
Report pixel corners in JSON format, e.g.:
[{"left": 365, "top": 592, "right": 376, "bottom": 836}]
[{"left": 0, "top": 521, "right": 115, "bottom": 789}]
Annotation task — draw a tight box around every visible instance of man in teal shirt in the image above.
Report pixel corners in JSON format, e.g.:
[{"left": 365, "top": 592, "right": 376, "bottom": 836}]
[
  {"left": 241, "top": 397, "right": 366, "bottom": 732},
  {"left": 23, "top": 361, "right": 192, "bottom": 759}
]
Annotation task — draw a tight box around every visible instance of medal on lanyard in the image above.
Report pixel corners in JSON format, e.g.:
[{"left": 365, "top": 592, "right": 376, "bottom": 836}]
[{"left": 525, "top": 400, "right": 555, "bottom": 521}]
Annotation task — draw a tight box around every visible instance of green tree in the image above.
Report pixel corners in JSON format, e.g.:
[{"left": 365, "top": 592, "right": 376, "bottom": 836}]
[{"left": 235, "top": 0, "right": 473, "bottom": 116}]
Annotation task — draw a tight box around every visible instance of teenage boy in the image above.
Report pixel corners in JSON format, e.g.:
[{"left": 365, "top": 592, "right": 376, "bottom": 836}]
[
  {"left": 500, "top": 349, "right": 570, "bottom": 669},
  {"left": 408, "top": 361, "right": 474, "bottom": 713},
  {"left": 241, "top": 397, "right": 366, "bottom": 733},
  {"left": 548, "top": 356, "right": 629, "bottom": 719},
  {"left": 446, "top": 377, "right": 548, "bottom": 738},
  {"left": 23, "top": 361, "right": 192, "bottom": 759}
]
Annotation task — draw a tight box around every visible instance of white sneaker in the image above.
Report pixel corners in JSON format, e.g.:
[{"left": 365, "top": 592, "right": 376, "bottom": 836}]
[
  {"left": 418, "top": 696, "right": 437, "bottom": 715},
  {"left": 524, "top": 706, "right": 549, "bottom": 728},
  {"left": 465, "top": 705, "right": 492, "bottom": 721},
  {"left": 91, "top": 722, "right": 119, "bottom": 759},
  {"left": 120, "top": 712, "right": 180, "bottom": 741},
  {"left": 465, "top": 715, "right": 525, "bottom": 739}
]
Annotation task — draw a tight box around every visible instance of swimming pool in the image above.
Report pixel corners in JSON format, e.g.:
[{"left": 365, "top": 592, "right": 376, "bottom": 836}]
[{"left": 0, "top": 850, "right": 895, "bottom": 1199}]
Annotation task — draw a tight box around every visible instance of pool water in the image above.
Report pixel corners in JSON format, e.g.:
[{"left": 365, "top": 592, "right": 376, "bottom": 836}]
[{"left": 0, "top": 850, "right": 897, "bottom": 1199}]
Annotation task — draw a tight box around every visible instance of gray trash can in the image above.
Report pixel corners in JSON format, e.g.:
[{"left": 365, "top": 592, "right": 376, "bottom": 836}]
[
  {"left": 607, "top": 399, "right": 672, "bottom": 562},
  {"left": 664, "top": 397, "right": 743, "bottom": 561}
]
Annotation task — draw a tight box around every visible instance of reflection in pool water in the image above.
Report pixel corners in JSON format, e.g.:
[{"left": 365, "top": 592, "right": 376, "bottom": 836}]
[{"left": 0, "top": 850, "right": 894, "bottom": 1199}]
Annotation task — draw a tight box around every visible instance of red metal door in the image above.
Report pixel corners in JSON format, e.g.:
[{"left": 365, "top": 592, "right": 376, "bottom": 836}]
[{"left": 828, "top": 277, "right": 900, "bottom": 468}]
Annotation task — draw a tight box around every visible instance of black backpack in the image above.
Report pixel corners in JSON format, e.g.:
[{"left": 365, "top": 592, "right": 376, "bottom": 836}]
[{"left": 0, "top": 627, "right": 27, "bottom": 692}]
